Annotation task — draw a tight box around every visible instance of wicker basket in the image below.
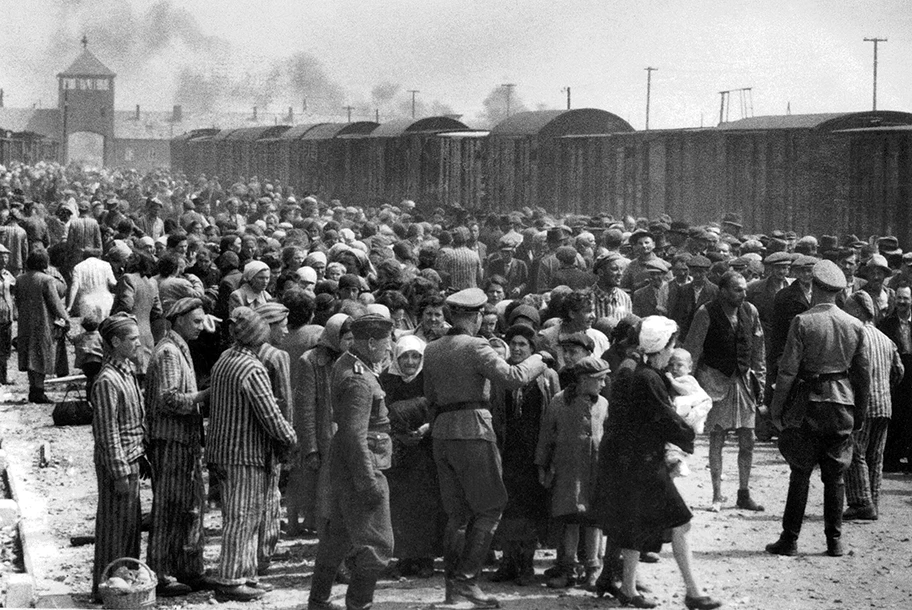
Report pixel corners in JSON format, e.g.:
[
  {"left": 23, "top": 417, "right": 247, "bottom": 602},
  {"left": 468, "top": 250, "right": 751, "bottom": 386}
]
[{"left": 98, "top": 557, "right": 157, "bottom": 609}]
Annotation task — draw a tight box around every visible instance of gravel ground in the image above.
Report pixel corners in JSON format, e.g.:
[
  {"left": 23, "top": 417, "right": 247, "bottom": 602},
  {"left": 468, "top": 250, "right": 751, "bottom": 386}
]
[{"left": 2, "top": 366, "right": 912, "bottom": 609}]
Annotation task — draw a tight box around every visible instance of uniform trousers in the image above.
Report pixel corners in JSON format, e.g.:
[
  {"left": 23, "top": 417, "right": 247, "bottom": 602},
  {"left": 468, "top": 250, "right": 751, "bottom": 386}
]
[
  {"left": 93, "top": 461, "right": 141, "bottom": 597},
  {"left": 778, "top": 417, "right": 852, "bottom": 542},
  {"left": 257, "top": 463, "right": 282, "bottom": 568},
  {"left": 845, "top": 417, "right": 890, "bottom": 511},
  {"left": 216, "top": 464, "right": 267, "bottom": 585},
  {"left": 147, "top": 440, "right": 206, "bottom": 583},
  {"left": 313, "top": 471, "right": 393, "bottom": 576}
]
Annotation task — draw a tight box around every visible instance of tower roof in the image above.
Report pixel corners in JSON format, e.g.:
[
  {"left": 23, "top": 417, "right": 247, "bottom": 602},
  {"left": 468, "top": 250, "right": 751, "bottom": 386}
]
[{"left": 58, "top": 45, "right": 115, "bottom": 78}]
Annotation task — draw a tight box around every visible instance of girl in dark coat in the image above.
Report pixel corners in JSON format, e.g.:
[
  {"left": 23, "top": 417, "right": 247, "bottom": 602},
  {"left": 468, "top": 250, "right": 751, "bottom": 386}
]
[{"left": 595, "top": 316, "right": 721, "bottom": 610}]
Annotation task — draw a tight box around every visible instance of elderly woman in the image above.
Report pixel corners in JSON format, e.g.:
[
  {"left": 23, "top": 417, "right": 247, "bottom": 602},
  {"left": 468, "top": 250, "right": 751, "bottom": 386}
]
[
  {"left": 490, "top": 324, "right": 560, "bottom": 586},
  {"left": 595, "top": 316, "right": 721, "bottom": 610},
  {"left": 16, "top": 249, "right": 70, "bottom": 403},
  {"left": 229, "top": 260, "right": 272, "bottom": 313},
  {"left": 379, "top": 335, "right": 444, "bottom": 578},
  {"left": 286, "top": 314, "right": 353, "bottom": 535}
]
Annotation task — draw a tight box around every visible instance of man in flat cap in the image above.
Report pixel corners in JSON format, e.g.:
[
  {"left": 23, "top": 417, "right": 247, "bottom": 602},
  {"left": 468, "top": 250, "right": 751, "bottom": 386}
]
[
  {"left": 308, "top": 314, "right": 394, "bottom": 610},
  {"left": 145, "top": 298, "right": 211, "bottom": 596},
  {"left": 620, "top": 229, "right": 665, "bottom": 292},
  {"left": 686, "top": 271, "right": 766, "bottom": 512},
  {"left": 534, "top": 226, "right": 574, "bottom": 293},
  {"left": 769, "top": 255, "right": 818, "bottom": 375},
  {"left": 666, "top": 254, "right": 717, "bottom": 340},
  {"left": 209, "top": 307, "right": 296, "bottom": 602},
  {"left": 424, "top": 288, "right": 547, "bottom": 608},
  {"left": 256, "top": 302, "right": 293, "bottom": 576},
  {"left": 485, "top": 234, "right": 529, "bottom": 298},
  {"left": 91, "top": 313, "right": 150, "bottom": 601},
  {"left": 632, "top": 258, "right": 669, "bottom": 318},
  {"left": 767, "top": 260, "right": 870, "bottom": 558},
  {"left": 138, "top": 197, "right": 165, "bottom": 241}
]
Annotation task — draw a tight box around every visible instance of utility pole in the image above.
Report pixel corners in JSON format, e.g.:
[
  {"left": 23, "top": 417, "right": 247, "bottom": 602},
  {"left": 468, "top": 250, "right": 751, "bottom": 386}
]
[
  {"left": 407, "top": 90, "right": 419, "bottom": 118},
  {"left": 864, "top": 37, "right": 887, "bottom": 110},
  {"left": 343, "top": 105, "right": 354, "bottom": 123},
  {"left": 562, "top": 87, "right": 571, "bottom": 110},
  {"left": 501, "top": 83, "right": 516, "bottom": 117},
  {"left": 644, "top": 67, "right": 657, "bottom": 130},
  {"left": 375, "top": 108, "right": 379, "bottom": 123}
]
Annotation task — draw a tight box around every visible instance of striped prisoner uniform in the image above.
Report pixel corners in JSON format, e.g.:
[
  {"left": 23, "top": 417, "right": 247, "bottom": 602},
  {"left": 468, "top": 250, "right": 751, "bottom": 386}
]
[
  {"left": 845, "top": 323, "right": 904, "bottom": 511},
  {"left": 209, "top": 345, "right": 296, "bottom": 585},
  {"left": 257, "top": 343, "right": 293, "bottom": 569},
  {"left": 91, "top": 357, "right": 145, "bottom": 598},
  {"left": 145, "top": 330, "right": 206, "bottom": 584}
]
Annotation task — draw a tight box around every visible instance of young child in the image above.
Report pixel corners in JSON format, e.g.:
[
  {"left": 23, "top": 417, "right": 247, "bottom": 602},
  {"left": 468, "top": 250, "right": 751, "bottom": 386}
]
[
  {"left": 72, "top": 308, "right": 104, "bottom": 398},
  {"left": 665, "top": 347, "right": 712, "bottom": 477}
]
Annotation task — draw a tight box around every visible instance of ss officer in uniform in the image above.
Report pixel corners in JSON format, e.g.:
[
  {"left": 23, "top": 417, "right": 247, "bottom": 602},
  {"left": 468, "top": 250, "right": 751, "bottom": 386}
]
[
  {"left": 766, "top": 260, "right": 871, "bottom": 558},
  {"left": 308, "top": 314, "right": 395, "bottom": 610},
  {"left": 424, "top": 288, "right": 547, "bottom": 608}
]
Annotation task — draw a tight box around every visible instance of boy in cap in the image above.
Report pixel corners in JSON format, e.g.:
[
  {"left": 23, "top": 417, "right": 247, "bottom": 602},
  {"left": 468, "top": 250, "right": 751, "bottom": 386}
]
[
  {"left": 767, "top": 260, "right": 870, "bottom": 558},
  {"left": 308, "top": 314, "right": 395, "bottom": 610},
  {"left": 665, "top": 254, "right": 717, "bottom": 340}
]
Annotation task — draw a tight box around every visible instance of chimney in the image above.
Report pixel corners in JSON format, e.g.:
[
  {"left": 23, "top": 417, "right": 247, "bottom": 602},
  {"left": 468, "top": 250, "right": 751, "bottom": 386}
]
[
  {"left": 0, "top": 89, "right": 4, "bottom": 108},
  {"left": 172, "top": 104, "right": 183, "bottom": 122},
  {"left": 287, "top": 106, "right": 294, "bottom": 123},
  {"left": 135, "top": 104, "right": 140, "bottom": 120},
  {"left": 253, "top": 106, "right": 258, "bottom": 121}
]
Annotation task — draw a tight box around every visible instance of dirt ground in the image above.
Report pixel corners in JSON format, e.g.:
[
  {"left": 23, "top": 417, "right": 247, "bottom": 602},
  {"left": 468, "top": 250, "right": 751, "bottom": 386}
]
[{"left": 2, "top": 367, "right": 912, "bottom": 610}]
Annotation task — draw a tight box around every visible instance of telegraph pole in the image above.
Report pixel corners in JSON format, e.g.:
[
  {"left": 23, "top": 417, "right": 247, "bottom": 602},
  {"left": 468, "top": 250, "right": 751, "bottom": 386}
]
[
  {"left": 562, "top": 87, "right": 571, "bottom": 110},
  {"left": 343, "top": 105, "right": 355, "bottom": 123},
  {"left": 501, "top": 83, "right": 516, "bottom": 116},
  {"left": 407, "top": 90, "right": 419, "bottom": 118},
  {"left": 645, "top": 67, "right": 657, "bottom": 130},
  {"left": 863, "top": 37, "right": 887, "bottom": 110}
]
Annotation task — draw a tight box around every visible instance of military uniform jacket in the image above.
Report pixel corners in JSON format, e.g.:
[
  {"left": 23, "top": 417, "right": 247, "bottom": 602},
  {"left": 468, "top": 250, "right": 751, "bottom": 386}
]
[{"left": 329, "top": 350, "right": 392, "bottom": 493}]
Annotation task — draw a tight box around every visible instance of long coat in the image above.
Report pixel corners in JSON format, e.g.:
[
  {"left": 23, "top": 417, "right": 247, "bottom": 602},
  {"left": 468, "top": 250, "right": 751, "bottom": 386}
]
[
  {"left": 536, "top": 387, "right": 607, "bottom": 518},
  {"left": 113, "top": 273, "right": 162, "bottom": 373},
  {"left": 15, "top": 270, "right": 69, "bottom": 375},
  {"left": 595, "top": 363, "right": 695, "bottom": 552}
]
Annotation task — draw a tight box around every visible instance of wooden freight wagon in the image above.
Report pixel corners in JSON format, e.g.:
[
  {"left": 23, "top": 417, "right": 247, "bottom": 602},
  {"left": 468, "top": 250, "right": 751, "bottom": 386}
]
[
  {"left": 225, "top": 125, "right": 290, "bottom": 184},
  {"left": 437, "top": 130, "right": 490, "bottom": 211},
  {"left": 294, "top": 122, "right": 378, "bottom": 203}
]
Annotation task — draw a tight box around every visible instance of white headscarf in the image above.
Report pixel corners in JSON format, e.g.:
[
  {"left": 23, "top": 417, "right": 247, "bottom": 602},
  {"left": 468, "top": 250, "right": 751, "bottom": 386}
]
[
  {"left": 387, "top": 335, "right": 426, "bottom": 384},
  {"left": 638, "top": 315, "right": 678, "bottom": 354},
  {"left": 242, "top": 260, "right": 270, "bottom": 285}
]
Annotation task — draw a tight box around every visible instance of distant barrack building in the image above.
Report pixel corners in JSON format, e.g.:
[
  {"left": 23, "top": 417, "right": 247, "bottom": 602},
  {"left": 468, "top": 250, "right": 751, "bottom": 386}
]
[{"left": 0, "top": 40, "right": 337, "bottom": 171}]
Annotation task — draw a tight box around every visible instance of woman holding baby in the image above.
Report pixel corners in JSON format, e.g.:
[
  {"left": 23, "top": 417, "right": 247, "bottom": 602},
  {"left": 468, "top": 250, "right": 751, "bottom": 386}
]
[{"left": 593, "top": 315, "right": 721, "bottom": 610}]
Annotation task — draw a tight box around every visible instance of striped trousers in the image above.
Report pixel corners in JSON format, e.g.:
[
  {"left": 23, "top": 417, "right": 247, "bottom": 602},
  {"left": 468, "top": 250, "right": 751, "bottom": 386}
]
[
  {"left": 845, "top": 417, "right": 890, "bottom": 510},
  {"left": 216, "top": 464, "right": 267, "bottom": 585},
  {"left": 147, "top": 440, "right": 206, "bottom": 582},
  {"left": 92, "top": 460, "right": 141, "bottom": 597},
  {"left": 257, "top": 463, "right": 281, "bottom": 568}
]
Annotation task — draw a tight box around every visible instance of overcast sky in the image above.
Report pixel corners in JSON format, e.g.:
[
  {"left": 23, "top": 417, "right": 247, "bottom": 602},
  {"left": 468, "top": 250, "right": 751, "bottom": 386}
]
[{"left": 2, "top": 0, "right": 910, "bottom": 129}]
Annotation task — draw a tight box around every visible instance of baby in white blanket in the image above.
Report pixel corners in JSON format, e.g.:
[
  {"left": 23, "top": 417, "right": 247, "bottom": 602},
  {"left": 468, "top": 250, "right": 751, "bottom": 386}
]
[{"left": 665, "top": 348, "right": 713, "bottom": 478}]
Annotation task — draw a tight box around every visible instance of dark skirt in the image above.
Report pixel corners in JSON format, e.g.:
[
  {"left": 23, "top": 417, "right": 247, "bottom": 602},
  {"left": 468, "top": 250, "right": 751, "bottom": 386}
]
[{"left": 387, "top": 440, "right": 445, "bottom": 559}]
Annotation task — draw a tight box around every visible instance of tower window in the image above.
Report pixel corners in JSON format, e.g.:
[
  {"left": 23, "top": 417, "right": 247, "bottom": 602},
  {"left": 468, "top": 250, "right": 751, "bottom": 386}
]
[{"left": 96, "top": 79, "right": 109, "bottom": 91}]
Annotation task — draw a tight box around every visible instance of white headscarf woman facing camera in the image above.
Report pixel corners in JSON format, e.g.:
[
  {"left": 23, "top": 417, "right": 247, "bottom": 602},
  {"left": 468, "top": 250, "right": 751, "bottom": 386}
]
[{"left": 387, "top": 334, "right": 426, "bottom": 384}]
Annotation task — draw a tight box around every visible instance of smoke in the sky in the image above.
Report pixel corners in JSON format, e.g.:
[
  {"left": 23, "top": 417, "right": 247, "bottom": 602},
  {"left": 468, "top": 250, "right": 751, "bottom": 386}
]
[
  {"left": 35, "top": 0, "right": 456, "bottom": 121},
  {"left": 478, "top": 86, "right": 530, "bottom": 128}
]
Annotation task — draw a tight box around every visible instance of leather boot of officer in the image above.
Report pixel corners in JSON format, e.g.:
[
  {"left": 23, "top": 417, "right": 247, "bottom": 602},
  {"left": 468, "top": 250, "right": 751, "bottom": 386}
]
[
  {"left": 449, "top": 528, "right": 499, "bottom": 609},
  {"left": 823, "top": 476, "right": 846, "bottom": 556}
]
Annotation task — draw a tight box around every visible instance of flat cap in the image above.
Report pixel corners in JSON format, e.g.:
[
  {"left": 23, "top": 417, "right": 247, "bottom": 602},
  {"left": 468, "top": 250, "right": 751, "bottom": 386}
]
[
  {"left": 669, "top": 220, "right": 690, "bottom": 234},
  {"left": 166, "top": 297, "right": 204, "bottom": 320},
  {"left": 546, "top": 226, "right": 571, "bottom": 242},
  {"left": 256, "top": 302, "right": 289, "bottom": 324},
  {"left": 644, "top": 258, "right": 670, "bottom": 273},
  {"left": 729, "top": 256, "right": 749, "bottom": 269},
  {"left": 764, "top": 251, "right": 793, "bottom": 265},
  {"left": 770, "top": 229, "right": 786, "bottom": 239},
  {"left": 628, "top": 229, "right": 653, "bottom": 245},
  {"left": 721, "top": 212, "right": 743, "bottom": 228},
  {"left": 350, "top": 313, "right": 394, "bottom": 339},
  {"left": 791, "top": 255, "right": 820, "bottom": 269},
  {"left": 687, "top": 255, "right": 712, "bottom": 269},
  {"left": 571, "top": 355, "right": 611, "bottom": 378},
  {"left": 559, "top": 331, "right": 594, "bottom": 352},
  {"left": 499, "top": 234, "right": 522, "bottom": 249},
  {"left": 446, "top": 288, "right": 487, "bottom": 313},
  {"left": 339, "top": 274, "right": 361, "bottom": 290},
  {"left": 877, "top": 236, "right": 901, "bottom": 253},
  {"left": 812, "top": 259, "right": 847, "bottom": 292},
  {"left": 740, "top": 239, "right": 764, "bottom": 254},
  {"left": 842, "top": 234, "right": 867, "bottom": 248},
  {"left": 508, "top": 304, "right": 541, "bottom": 327}
]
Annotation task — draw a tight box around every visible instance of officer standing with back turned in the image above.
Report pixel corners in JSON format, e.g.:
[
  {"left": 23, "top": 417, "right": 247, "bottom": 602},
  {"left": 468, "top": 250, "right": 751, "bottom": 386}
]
[{"left": 423, "top": 288, "right": 547, "bottom": 608}]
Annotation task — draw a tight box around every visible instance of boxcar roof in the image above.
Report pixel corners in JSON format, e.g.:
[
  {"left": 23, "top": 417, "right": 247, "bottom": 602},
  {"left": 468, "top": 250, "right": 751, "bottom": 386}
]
[
  {"left": 225, "top": 125, "right": 291, "bottom": 141},
  {"left": 279, "top": 123, "right": 327, "bottom": 140},
  {"left": 302, "top": 122, "right": 380, "bottom": 140},
  {"left": 369, "top": 116, "right": 469, "bottom": 138},
  {"left": 719, "top": 111, "right": 912, "bottom": 131},
  {"left": 489, "top": 109, "right": 634, "bottom": 137}
]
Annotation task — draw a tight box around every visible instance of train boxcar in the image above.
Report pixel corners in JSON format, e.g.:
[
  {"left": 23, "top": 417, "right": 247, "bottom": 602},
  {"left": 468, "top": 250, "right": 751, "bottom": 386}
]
[
  {"left": 295, "top": 122, "right": 379, "bottom": 202},
  {"left": 171, "top": 128, "right": 220, "bottom": 178},
  {"left": 486, "top": 109, "right": 634, "bottom": 211},
  {"left": 437, "top": 130, "right": 490, "bottom": 210},
  {"left": 365, "top": 116, "right": 470, "bottom": 206},
  {"left": 270, "top": 123, "right": 326, "bottom": 193},
  {"left": 225, "top": 125, "right": 290, "bottom": 184}
]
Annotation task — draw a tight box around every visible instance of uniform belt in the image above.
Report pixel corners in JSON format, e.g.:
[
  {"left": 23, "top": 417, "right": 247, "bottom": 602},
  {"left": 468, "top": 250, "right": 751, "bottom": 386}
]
[{"left": 435, "top": 401, "right": 489, "bottom": 416}]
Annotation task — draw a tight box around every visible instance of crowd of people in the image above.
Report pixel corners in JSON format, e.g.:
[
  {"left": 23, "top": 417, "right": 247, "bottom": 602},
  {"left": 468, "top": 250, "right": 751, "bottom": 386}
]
[{"left": 0, "top": 159, "right": 901, "bottom": 609}]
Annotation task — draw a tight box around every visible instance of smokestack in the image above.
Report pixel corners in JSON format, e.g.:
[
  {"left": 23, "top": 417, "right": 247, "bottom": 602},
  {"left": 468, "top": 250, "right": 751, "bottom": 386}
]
[
  {"left": 172, "top": 104, "right": 183, "bottom": 122},
  {"left": 135, "top": 104, "right": 140, "bottom": 120},
  {"left": 287, "top": 106, "right": 294, "bottom": 123},
  {"left": 253, "top": 106, "right": 258, "bottom": 121},
  {"left": 0, "top": 89, "right": 4, "bottom": 108}
]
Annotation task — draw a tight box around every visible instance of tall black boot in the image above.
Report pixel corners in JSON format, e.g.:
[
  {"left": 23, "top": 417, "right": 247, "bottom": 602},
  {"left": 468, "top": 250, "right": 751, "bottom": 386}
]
[
  {"left": 308, "top": 565, "right": 344, "bottom": 610},
  {"left": 443, "top": 525, "right": 466, "bottom": 603},
  {"left": 345, "top": 571, "right": 379, "bottom": 610},
  {"left": 451, "top": 529, "right": 499, "bottom": 609},
  {"left": 0, "top": 360, "right": 8, "bottom": 385},
  {"left": 781, "top": 469, "right": 811, "bottom": 541},
  {"left": 823, "top": 479, "right": 845, "bottom": 556}
]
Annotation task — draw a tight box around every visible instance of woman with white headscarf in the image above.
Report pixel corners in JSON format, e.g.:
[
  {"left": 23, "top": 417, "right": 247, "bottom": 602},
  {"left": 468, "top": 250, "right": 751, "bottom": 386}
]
[
  {"left": 593, "top": 316, "right": 721, "bottom": 609},
  {"left": 228, "top": 260, "right": 271, "bottom": 313},
  {"left": 379, "top": 335, "right": 443, "bottom": 579}
]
